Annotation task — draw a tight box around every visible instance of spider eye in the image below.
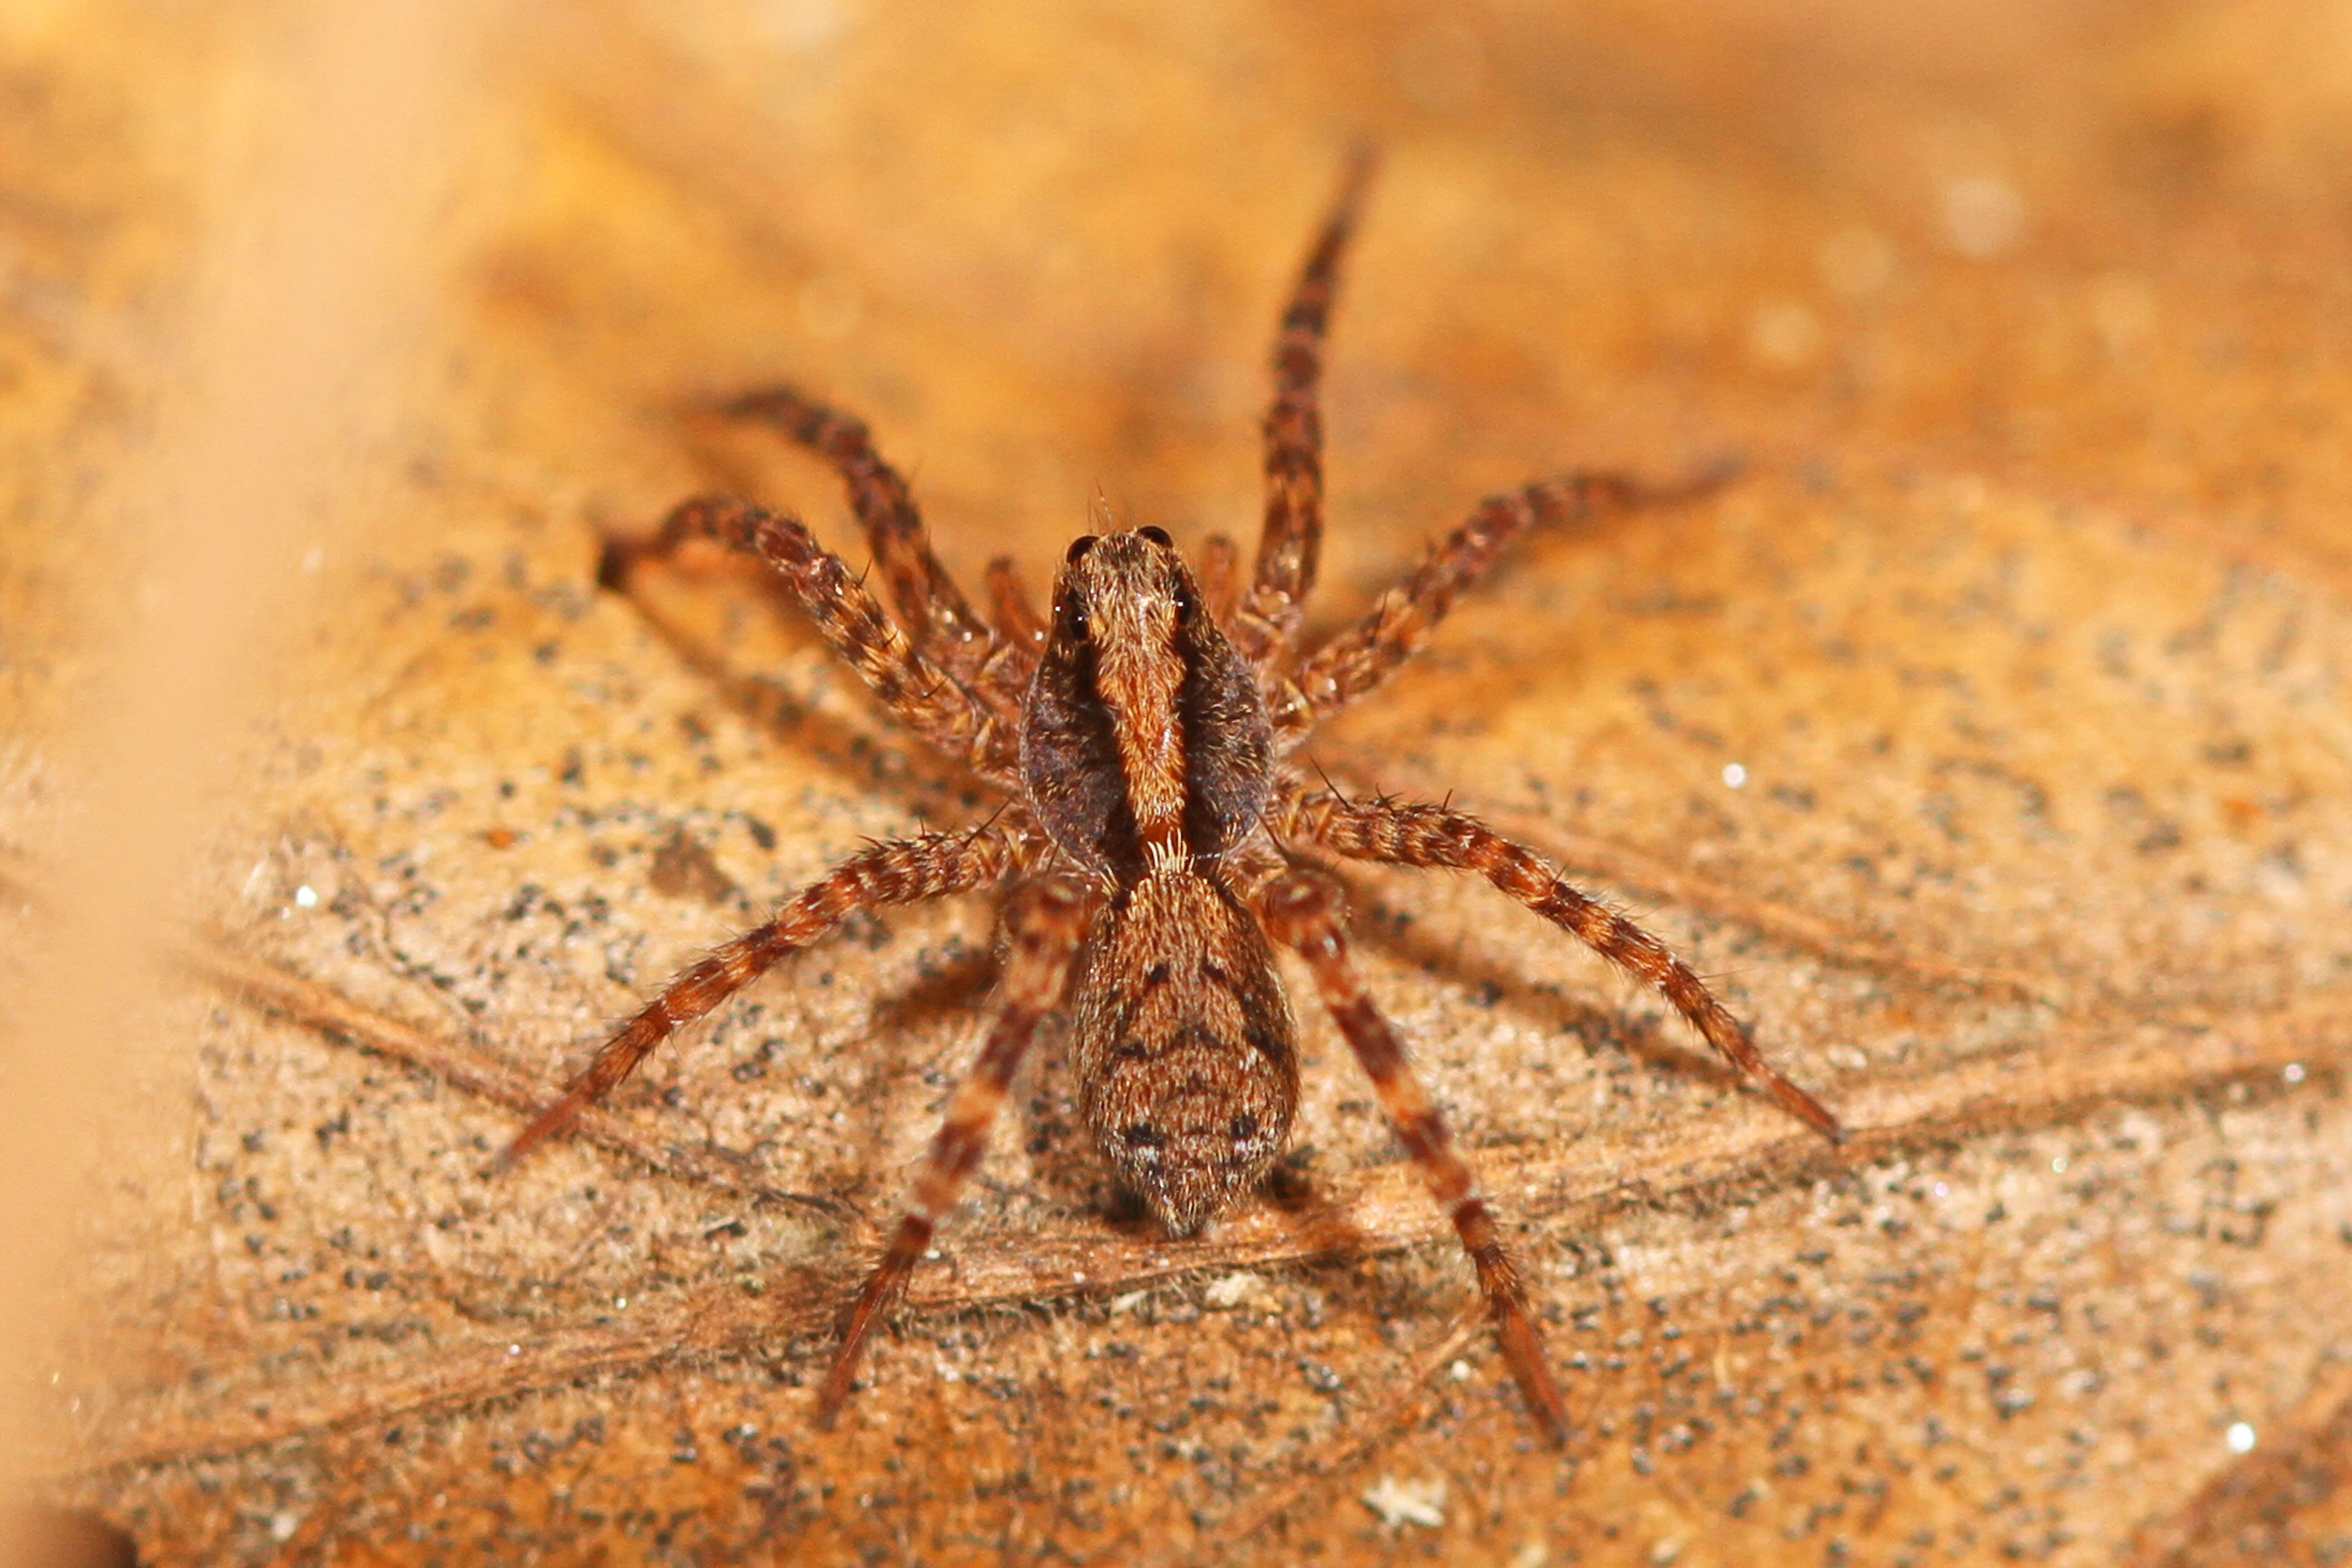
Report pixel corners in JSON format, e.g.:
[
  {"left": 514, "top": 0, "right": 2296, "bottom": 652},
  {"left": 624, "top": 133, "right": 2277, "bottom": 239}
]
[
  {"left": 1059, "top": 588, "right": 1089, "bottom": 639},
  {"left": 1137, "top": 525, "right": 1171, "bottom": 547},
  {"left": 1171, "top": 580, "right": 1197, "bottom": 627},
  {"left": 1065, "top": 534, "right": 1098, "bottom": 564}
]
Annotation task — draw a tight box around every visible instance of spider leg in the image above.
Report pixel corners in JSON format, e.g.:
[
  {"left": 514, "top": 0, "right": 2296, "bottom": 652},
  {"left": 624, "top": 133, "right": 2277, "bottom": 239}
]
[
  {"left": 499, "top": 823, "right": 1029, "bottom": 1166},
  {"left": 1230, "top": 150, "right": 1375, "bottom": 671},
  {"left": 611, "top": 495, "right": 1019, "bottom": 781},
  {"left": 1195, "top": 531, "right": 1242, "bottom": 627},
  {"left": 1279, "top": 784, "right": 1842, "bottom": 1141},
  {"left": 721, "top": 386, "right": 997, "bottom": 675},
  {"left": 1268, "top": 465, "right": 1735, "bottom": 747},
  {"left": 817, "top": 876, "right": 1092, "bottom": 1426},
  {"left": 981, "top": 554, "right": 1048, "bottom": 657},
  {"left": 1252, "top": 864, "right": 1568, "bottom": 1442}
]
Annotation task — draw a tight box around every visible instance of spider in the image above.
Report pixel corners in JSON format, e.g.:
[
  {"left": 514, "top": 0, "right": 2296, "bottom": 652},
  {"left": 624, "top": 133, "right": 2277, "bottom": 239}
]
[{"left": 500, "top": 153, "right": 1842, "bottom": 1442}]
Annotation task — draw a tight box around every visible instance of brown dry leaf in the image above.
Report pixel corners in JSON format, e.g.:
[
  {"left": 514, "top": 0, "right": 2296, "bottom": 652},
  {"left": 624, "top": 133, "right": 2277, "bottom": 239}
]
[{"left": 7, "top": 2, "right": 2352, "bottom": 1564}]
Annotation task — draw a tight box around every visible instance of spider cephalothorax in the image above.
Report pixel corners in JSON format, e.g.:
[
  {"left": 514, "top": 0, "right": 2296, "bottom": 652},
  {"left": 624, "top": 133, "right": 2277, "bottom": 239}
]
[
  {"left": 1022, "top": 527, "right": 1271, "bottom": 877},
  {"left": 501, "top": 154, "right": 1842, "bottom": 1441}
]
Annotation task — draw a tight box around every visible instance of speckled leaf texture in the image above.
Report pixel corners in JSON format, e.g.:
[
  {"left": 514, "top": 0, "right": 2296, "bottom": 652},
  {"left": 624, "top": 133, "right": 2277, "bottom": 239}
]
[{"left": 6, "top": 2, "right": 2352, "bottom": 1564}]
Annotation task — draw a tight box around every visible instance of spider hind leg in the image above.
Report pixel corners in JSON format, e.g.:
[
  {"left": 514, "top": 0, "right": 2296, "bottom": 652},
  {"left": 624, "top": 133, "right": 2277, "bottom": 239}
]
[
  {"left": 1284, "top": 784, "right": 1842, "bottom": 1142},
  {"left": 817, "top": 877, "right": 1091, "bottom": 1425},
  {"left": 1255, "top": 865, "right": 1571, "bottom": 1442},
  {"left": 498, "top": 826, "right": 1024, "bottom": 1167}
]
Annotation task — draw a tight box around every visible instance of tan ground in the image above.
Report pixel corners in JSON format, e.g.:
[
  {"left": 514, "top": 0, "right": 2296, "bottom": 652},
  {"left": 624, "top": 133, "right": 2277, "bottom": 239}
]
[{"left": 5, "top": 2, "right": 2351, "bottom": 1563}]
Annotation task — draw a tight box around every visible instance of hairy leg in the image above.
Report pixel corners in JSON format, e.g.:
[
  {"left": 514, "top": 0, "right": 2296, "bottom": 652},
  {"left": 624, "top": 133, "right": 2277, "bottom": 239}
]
[
  {"left": 610, "top": 495, "right": 1018, "bottom": 780},
  {"left": 982, "top": 554, "right": 1048, "bottom": 657},
  {"left": 1230, "top": 151, "right": 1375, "bottom": 671},
  {"left": 721, "top": 387, "right": 996, "bottom": 676},
  {"left": 1269, "top": 465, "right": 1733, "bottom": 745},
  {"left": 1253, "top": 865, "right": 1568, "bottom": 1442},
  {"left": 818, "top": 877, "right": 1092, "bottom": 1425},
  {"left": 499, "top": 824, "right": 1031, "bottom": 1166},
  {"left": 1279, "top": 786, "right": 1842, "bottom": 1141}
]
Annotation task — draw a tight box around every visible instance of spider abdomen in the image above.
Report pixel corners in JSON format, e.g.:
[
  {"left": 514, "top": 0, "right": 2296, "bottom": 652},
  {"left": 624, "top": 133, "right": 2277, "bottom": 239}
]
[{"left": 1069, "top": 870, "right": 1298, "bottom": 1234}]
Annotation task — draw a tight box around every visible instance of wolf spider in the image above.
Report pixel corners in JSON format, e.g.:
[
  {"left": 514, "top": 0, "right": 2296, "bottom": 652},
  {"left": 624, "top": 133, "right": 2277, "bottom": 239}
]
[{"left": 500, "top": 154, "right": 1842, "bottom": 1441}]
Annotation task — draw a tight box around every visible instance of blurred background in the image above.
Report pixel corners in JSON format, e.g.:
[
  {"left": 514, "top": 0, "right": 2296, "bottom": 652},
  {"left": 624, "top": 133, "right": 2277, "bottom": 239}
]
[{"left": 4, "top": 1, "right": 2351, "bottom": 1563}]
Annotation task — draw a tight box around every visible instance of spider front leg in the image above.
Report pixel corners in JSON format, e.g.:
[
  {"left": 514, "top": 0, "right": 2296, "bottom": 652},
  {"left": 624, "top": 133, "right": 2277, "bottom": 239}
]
[
  {"left": 1281, "top": 785, "right": 1842, "bottom": 1141},
  {"left": 719, "top": 387, "right": 1002, "bottom": 684},
  {"left": 608, "top": 495, "right": 1017, "bottom": 781},
  {"left": 818, "top": 876, "right": 1092, "bottom": 1426},
  {"left": 1230, "top": 150, "right": 1374, "bottom": 670},
  {"left": 981, "top": 554, "right": 1048, "bottom": 652},
  {"left": 1269, "top": 465, "right": 1736, "bottom": 746},
  {"left": 1254, "top": 865, "right": 1569, "bottom": 1441},
  {"left": 499, "top": 824, "right": 1027, "bottom": 1165}
]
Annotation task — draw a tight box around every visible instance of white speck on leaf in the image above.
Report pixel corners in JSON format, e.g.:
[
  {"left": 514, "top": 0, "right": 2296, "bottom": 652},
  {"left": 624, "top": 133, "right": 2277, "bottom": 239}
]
[
  {"left": 1362, "top": 1474, "right": 1447, "bottom": 1529},
  {"left": 1204, "top": 1271, "right": 1268, "bottom": 1310}
]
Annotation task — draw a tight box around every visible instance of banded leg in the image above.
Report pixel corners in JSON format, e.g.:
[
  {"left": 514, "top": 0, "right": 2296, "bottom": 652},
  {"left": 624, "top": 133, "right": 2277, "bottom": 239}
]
[
  {"left": 500, "top": 825, "right": 1027, "bottom": 1166},
  {"left": 612, "top": 495, "right": 1015, "bottom": 780},
  {"left": 1270, "top": 466, "right": 1735, "bottom": 745},
  {"left": 1230, "top": 150, "right": 1375, "bottom": 669},
  {"left": 817, "top": 877, "right": 1092, "bottom": 1425},
  {"left": 1280, "top": 786, "right": 1842, "bottom": 1141},
  {"left": 722, "top": 387, "right": 997, "bottom": 679},
  {"left": 1254, "top": 867, "right": 1568, "bottom": 1441}
]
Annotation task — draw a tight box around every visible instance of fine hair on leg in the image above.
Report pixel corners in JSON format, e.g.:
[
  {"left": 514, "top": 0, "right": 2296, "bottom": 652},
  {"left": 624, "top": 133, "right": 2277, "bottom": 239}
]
[
  {"left": 612, "top": 494, "right": 1018, "bottom": 780},
  {"left": 720, "top": 385, "right": 995, "bottom": 669},
  {"left": 1280, "top": 784, "right": 1843, "bottom": 1141},
  {"left": 1230, "top": 149, "right": 1376, "bottom": 668},
  {"left": 817, "top": 877, "right": 1093, "bottom": 1424},
  {"left": 500, "top": 824, "right": 1029, "bottom": 1166},
  {"left": 1254, "top": 864, "right": 1570, "bottom": 1441},
  {"left": 1267, "top": 465, "right": 1735, "bottom": 744}
]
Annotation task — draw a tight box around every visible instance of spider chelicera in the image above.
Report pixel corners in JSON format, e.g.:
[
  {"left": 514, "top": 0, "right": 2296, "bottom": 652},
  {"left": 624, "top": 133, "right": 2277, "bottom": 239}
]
[{"left": 499, "top": 153, "right": 1842, "bottom": 1441}]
